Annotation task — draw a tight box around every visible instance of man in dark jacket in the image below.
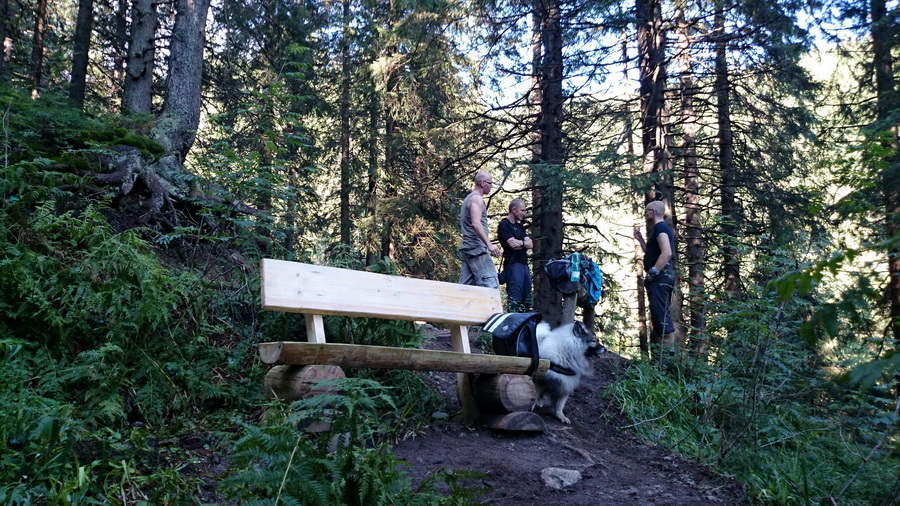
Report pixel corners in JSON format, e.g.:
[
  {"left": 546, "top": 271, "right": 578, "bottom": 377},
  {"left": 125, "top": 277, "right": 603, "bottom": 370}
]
[{"left": 497, "top": 198, "right": 533, "bottom": 311}]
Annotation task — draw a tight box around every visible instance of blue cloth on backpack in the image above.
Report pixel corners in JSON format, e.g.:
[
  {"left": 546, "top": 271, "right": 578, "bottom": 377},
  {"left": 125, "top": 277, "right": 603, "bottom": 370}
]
[{"left": 579, "top": 258, "right": 603, "bottom": 305}]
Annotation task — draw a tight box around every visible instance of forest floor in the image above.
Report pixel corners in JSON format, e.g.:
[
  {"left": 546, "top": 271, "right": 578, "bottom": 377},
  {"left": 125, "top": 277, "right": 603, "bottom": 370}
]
[{"left": 391, "top": 326, "right": 747, "bottom": 505}]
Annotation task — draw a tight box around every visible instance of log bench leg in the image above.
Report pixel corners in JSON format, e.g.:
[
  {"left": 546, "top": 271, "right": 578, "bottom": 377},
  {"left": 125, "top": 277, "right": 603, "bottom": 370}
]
[
  {"left": 263, "top": 364, "right": 347, "bottom": 432},
  {"left": 450, "top": 324, "right": 479, "bottom": 423}
]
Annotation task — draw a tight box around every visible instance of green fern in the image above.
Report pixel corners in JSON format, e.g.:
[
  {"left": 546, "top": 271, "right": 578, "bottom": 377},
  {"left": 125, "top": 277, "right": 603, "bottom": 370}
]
[{"left": 224, "top": 378, "right": 488, "bottom": 505}]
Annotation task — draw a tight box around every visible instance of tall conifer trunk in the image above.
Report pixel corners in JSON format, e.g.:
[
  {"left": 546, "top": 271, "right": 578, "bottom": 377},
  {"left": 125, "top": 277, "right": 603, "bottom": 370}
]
[
  {"left": 123, "top": 0, "right": 157, "bottom": 114},
  {"left": 339, "top": 0, "right": 352, "bottom": 246},
  {"left": 676, "top": 2, "right": 706, "bottom": 351},
  {"left": 636, "top": 0, "right": 673, "bottom": 343},
  {"left": 112, "top": 0, "right": 128, "bottom": 101},
  {"left": 30, "top": 0, "right": 47, "bottom": 92},
  {"left": 715, "top": 4, "right": 742, "bottom": 299},
  {"left": 531, "top": 0, "right": 566, "bottom": 326},
  {"left": 153, "top": 0, "right": 211, "bottom": 160},
  {"left": 624, "top": 27, "right": 649, "bottom": 357},
  {"left": 636, "top": 0, "right": 669, "bottom": 204},
  {"left": 70, "top": 0, "right": 94, "bottom": 107},
  {"left": 0, "top": 0, "right": 11, "bottom": 80},
  {"left": 871, "top": 0, "right": 900, "bottom": 344},
  {"left": 366, "top": 86, "right": 380, "bottom": 266}
]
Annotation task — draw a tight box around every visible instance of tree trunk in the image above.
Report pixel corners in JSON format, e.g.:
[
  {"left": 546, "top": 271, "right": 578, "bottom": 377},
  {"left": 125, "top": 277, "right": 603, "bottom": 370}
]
[
  {"left": 365, "top": 85, "right": 380, "bottom": 266},
  {"left": 69, "top": 0, "right": 94, "bottom": 107},
  {"left": 111, "top": 0, "right": 129, "bottom": 101},
  {"left": 153, "top": 0, "right": 211, "bottom": 161},
  {"left": 636, "top": 0, "right": 669, "bottom": 204},
  {"left": 636, "top": 0, "right": 673, "bottom": 345},
  {"left": 380, "top": 0, "right": 398, "bottom": 261},
  {"left": 339, "top": 0, "right": 352, "bottom": 246},
  {"left": 529, "top": 2, "right": 544, "bottom": 309},
  {"left": 0, "top": 0, "right": 10, "bottom": 80},
  {"left": 30, "top": 0, "right": 47, "bottom": 92},
  {"left": 624, "top": 27, "right": 649, "bottom": 358},
  {"left": 123, "top": 0, "right": 157, "bottom": 114},
  {"left": 97, "top": 0, "right": 209, "bottom": 218},
  {"left": 676, "top": 2, "right": 707, "bottom": 352},
  {"left": 531, "top": 0, "right": 566, "bottom": 326},
  {"left": 715, "top": 4, "right": 742, "bottom": 299},
  {"left": 871, "top": 0, "right": 900, "bottom": 344}
]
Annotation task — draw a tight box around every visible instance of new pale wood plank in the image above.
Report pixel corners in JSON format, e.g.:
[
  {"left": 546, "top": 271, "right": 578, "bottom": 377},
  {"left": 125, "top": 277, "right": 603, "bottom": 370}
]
[
  {"left": 261, "top": 259, "right": 502, "bottom": 325},
  {"left": 304, "top": 313, "right": 326, "bottom": 343},
  {"left": 258, "top": 342, "right": 549, "bottom": 377}
]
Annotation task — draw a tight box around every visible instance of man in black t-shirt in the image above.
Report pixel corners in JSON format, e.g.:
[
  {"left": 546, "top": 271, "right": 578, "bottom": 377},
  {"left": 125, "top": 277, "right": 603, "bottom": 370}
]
[
  {"left": 634, "top": 200, "right": 676, "bottom": 360},
  {"left": 497, "top": 198, "right": 533, "bottom": 312}
]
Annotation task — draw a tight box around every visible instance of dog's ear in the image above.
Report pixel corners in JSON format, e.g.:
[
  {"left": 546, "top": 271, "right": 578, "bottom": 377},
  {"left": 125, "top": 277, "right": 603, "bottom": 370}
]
[{"left": 572, "top": 321, "right": 594, "bottom": 340}]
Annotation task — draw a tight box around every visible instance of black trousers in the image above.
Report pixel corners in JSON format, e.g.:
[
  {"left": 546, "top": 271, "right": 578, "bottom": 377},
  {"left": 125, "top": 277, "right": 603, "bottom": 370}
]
[
  {"left": 645, "top": 265, "right": 675, "bottom": 337},
  {"left": 505, "top": 262, "right": 532, "bottom": 312}
]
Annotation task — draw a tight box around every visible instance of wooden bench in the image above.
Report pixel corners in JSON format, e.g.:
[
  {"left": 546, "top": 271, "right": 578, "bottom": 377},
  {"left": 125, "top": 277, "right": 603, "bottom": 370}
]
[{"left": 258, "top": 259, "right": 549, "bottom": 429}]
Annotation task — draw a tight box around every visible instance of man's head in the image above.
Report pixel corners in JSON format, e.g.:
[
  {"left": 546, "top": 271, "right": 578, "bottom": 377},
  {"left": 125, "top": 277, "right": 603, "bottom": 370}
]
[
  {"left": 645, "top": 201, "right": 666, "bottom": 223},
  {"left": 474, "top": 171, "right": 494, "bottom": 195},
  {"left": 508, "top": 198, "right": 526, "bottom": 222}
]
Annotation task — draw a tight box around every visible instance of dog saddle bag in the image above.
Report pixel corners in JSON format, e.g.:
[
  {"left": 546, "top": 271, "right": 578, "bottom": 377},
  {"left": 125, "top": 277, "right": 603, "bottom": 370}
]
[{"left": 483, "top": 312, "right": 542, "bottom": 376}]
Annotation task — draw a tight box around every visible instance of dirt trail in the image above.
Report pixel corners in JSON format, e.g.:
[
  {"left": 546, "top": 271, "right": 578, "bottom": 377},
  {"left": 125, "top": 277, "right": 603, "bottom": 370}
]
[{"left": 392, "top": 328, "right": 745, "bottom": 505}]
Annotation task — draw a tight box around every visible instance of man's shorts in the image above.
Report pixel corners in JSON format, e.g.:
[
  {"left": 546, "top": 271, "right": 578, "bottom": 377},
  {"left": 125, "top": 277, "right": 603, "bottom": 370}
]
[{"left": 459, "top": 249, "right": 499, "bottom": 288}]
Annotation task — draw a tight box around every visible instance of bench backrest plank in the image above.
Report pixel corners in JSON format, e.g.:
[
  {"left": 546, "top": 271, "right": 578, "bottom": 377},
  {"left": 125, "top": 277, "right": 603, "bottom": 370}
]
[{"left": 261, "top": 259, "right": 502, "bottom": 325}]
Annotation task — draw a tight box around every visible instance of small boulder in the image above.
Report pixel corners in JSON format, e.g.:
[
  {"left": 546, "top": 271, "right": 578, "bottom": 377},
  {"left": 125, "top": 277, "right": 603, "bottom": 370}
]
[{"left": 540, "top": 467, "right": 582, "bottom": 490}]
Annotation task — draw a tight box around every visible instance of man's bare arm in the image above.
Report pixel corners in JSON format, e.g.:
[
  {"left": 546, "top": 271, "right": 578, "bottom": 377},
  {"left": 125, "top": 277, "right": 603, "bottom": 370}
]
[{"left": 469, "top": 195, "right": 500, "bottom": 257}]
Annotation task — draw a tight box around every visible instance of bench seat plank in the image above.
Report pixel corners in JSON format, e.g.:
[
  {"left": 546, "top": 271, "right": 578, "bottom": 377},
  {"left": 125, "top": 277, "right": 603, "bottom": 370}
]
[
  {"left": 259, "top": 342, "right": 549, "bottom": 377},
  {"left": 261, "top": 259, "right": 502, "bottom": 325}
]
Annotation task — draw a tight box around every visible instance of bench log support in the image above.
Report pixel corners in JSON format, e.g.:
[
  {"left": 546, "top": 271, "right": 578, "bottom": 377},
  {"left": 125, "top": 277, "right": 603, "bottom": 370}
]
[{"left": 259, "top": 342, "right": 550, "bottom": 376}]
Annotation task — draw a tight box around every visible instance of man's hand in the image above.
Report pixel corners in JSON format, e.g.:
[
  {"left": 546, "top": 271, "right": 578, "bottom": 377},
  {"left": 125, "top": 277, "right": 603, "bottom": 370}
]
[
  {"left": 488, "top": 244, "right": 501, "bottom": 257},
  {"left": 633, "top": 227, "right": 643, "bottom": 241},
  {"left": 646, "top": 266, "right": 659, "bottom": 281}
]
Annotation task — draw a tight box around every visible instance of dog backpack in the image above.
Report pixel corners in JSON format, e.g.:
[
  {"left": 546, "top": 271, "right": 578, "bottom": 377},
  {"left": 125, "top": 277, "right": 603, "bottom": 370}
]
[{"left": 482, "top": 312, "right": 542, "bottom": 376}]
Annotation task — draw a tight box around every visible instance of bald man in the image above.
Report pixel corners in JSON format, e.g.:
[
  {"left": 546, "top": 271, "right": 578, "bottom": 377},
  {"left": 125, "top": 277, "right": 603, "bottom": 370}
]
[
  {"left": 634, "top": 201, "right": 676, "bottom": 358},
  {"left": 459, "top": 171, "right": 501, "bottom": 288}
]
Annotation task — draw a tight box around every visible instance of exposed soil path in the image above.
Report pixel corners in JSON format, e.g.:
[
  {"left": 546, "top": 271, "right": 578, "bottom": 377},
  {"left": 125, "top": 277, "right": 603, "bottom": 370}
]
[{"left": 392, "top": 327, "right": 746, "bottom": 505}]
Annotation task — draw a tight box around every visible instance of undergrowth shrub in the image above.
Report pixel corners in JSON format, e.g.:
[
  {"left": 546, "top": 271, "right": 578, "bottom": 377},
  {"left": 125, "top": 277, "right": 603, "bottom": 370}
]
[
  {"left": 224, "top": 378, "right": 489, "bottom": 505},
  {"left": 608, "top": 277, "right": 900, "bottom": 505},
  {"left": 0, "top": 155, "right": 265, "bottom": 500}
]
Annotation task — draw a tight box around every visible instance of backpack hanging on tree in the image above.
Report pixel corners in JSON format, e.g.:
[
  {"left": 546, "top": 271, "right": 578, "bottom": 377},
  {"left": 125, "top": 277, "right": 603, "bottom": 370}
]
[{"left": 579, "top": 258, "right": 603, "bottom": 305}]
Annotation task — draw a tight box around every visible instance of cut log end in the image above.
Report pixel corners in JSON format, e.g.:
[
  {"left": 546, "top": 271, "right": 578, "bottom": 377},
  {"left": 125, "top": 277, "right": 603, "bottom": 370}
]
[
  {"left": 477, "top": 411, "right": 546, "bottom": 432},
  {"left": 264, "top": 364, "right": 346, "bottom": 401},
  {"left": 472, "top": 374, "right": 536, "bottom": 414}
]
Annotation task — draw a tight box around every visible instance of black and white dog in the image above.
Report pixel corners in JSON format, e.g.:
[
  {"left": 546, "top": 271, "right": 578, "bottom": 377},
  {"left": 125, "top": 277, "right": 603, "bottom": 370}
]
[{"left": 532, "top": 321, "right": 604, "bottom": 424}]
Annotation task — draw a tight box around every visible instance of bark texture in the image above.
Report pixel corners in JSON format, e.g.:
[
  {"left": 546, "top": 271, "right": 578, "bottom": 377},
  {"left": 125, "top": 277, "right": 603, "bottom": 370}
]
[
  {"left": 715, "top": 4, "right": 742, "bottom": 299},
  {"left": 30, "top": 0, "right": 47, "bottom": 90},
  {"left": 123, "top": 0, "right": 157, "bottom": 114},
  {"left": 339, "top": 0, "right": 352, "bottom": 246},
  {"left": 531, "top": 0, "right": 566, "bottom": 326},
  {"left": 69, "top": 0, "right": 94, "bottom": 107},
  {"left": 676, "top": 2, "right": 706, "bottom": 350},
  {"left": 153, "top": 0, "right": 211, "bottom": 161},
  {"left": 0, "top": 0, "right": 10, "bottom": 79},
  {"left": 871, "top": 0, "right": 900, "bottom": 343}
]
